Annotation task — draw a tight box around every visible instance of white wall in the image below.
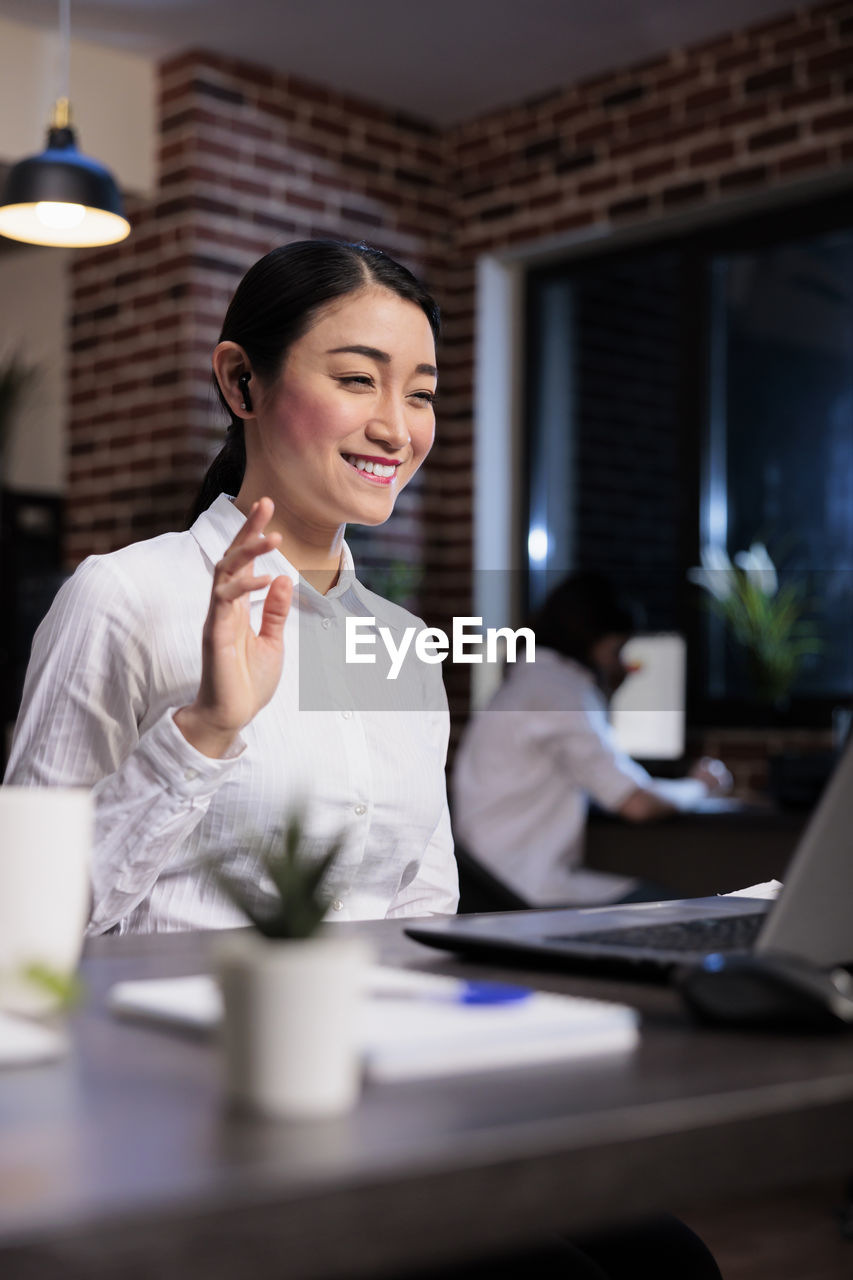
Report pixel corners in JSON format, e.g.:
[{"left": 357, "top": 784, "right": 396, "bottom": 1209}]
[
  {"left": 0, "top": 244, "right": 70, "bottom": 494},
  {"left": 0, "top": 16, "right": 158, "bottom": 495},
  {"left": 0, "top": 15, "right": 156, "bottom": 197}
]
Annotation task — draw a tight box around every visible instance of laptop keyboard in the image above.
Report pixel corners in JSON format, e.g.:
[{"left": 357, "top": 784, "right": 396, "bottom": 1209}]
[{"left": 551, "top": 911, "right": 768, "bottom": 954}]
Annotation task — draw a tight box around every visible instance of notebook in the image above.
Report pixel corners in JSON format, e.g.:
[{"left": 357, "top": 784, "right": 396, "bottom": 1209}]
[
  {"left": 108, "top": 965, "right": 639, "bottom": 1080},
  {"left": 407, "top": 739, "right": 853, "bottom": 977}
]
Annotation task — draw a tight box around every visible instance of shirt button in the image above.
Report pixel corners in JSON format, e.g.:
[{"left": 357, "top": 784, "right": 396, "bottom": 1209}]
[
  {"left": 341, "top": 710, "right": 352, "bottom": 720},
  {"left": 321, "top": 618, "right": 332, "bottom": 630},
  {"left": 332, "top": 899, "right": 344, "bottom": 912},
  {"left": 354, "top": 803, "right": 367, "bottom": 816},
  {"left": 184, "top": 768, "right": 198, "bottom": 781}
]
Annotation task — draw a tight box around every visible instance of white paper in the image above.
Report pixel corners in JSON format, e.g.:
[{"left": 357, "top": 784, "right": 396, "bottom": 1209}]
[
  {"left": 0, "top": 1012, "right": 67, "bottom": 1067},
  {"left": 108, "top": 966, "right": 639, "bottom": 1080},
  {"left": 722, "top": 880, "right": 783, "bottom": 900}
]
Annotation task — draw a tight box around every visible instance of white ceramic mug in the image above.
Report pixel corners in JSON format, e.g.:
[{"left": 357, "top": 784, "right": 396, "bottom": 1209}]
[{"left": 0, "top": 787, "right": 93, "bottom": 1015}]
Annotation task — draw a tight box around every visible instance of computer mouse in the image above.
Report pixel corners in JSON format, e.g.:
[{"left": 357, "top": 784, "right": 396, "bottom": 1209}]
[{"left": 676, "top": 951, "right": 853, "bottom": 1031}]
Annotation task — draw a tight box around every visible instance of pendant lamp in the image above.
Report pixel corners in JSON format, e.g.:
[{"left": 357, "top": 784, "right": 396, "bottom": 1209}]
[{"left": 0, "top": 0, "right": 130, "bottom": 248}]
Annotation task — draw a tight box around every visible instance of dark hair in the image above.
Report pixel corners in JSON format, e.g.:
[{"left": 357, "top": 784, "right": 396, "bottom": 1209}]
[
  {"left": 188, "top": 239, "right": 441, "bottom": 524},
  {"left": 529, "top": 572, "right": 642, "bottom": 670}
]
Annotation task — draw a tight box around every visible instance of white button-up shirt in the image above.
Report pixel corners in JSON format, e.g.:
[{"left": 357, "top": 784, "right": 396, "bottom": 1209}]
[
  {"left": 452, "top": 650, "right": 649, "bottom": 906},
  {"left": 5, "top": 495, "right": 458, "bottom": 933}
]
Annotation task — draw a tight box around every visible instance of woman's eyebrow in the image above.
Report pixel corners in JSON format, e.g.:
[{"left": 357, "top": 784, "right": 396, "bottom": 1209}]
[{"left": 326, "top": 344, "right": 437, "bottom": 378}]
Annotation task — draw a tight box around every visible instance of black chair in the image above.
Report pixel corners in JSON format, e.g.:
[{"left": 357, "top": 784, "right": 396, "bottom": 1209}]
[{"left": 454, "top": 842, "right": 530, "bottom": 914}]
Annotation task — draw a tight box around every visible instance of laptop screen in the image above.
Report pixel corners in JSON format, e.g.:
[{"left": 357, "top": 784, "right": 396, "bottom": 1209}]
[{"left": 609, "top": 633, "right": 686, "bottom": 762}]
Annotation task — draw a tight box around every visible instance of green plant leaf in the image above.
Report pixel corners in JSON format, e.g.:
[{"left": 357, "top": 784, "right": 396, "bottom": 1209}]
[
  {"left": 21, "top": 962, "right": 85, "bottom": 1011},
  {"left": 210, "top": 810, "right": 346, "bottom": 940}
]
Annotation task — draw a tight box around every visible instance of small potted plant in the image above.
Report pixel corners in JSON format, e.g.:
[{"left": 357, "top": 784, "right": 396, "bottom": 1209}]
[{"left": 213, "top": 812, "right": 370, "bottom": 1119}]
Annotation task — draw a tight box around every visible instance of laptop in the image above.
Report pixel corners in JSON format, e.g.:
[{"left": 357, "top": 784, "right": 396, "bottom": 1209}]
[{"left": 407, "top": 739, "right": 853, "bottom": 977}]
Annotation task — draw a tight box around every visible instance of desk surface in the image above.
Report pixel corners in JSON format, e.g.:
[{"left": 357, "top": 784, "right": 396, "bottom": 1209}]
[{"left": 1, "top": 919, "right": 852, "bottom": 1279}]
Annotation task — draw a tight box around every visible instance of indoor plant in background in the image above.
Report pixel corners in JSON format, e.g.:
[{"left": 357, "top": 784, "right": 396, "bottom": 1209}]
[
  {"left": 688, "top": 542, "right": 821, "bottom": 707},
  {"left": 213, "top": 812, "right": 370, "bottom": 1119}
]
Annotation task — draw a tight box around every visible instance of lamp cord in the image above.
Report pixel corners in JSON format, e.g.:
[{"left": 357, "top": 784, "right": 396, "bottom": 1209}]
[{"left": 58, "top": 0, "right": 71, "bottom": 105}]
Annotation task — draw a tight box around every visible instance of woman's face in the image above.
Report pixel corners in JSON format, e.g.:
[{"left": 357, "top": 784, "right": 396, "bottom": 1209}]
[{"left": 248, "top": 286, "right": 437, "bottom": 536}]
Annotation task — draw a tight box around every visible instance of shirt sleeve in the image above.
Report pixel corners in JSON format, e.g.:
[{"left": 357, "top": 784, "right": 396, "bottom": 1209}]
[
  {"left": 545, "top": 691, "right": 652, "bottom": 813},
  {"left": 4, "top": 556, "right": 244, "bottom": 934}
]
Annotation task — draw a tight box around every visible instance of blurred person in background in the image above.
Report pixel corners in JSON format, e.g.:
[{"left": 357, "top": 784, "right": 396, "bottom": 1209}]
[{"left": 453, "top": 572, "right": 731, "bottom": 907}]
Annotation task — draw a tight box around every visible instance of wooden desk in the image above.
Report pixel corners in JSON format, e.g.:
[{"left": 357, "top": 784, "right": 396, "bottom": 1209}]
[
  {"left": 1, "top": 920, "right": 851, "bottom": 1279},
  {"left": 586, "top": 805, "right": 808, "bottom": 897}
]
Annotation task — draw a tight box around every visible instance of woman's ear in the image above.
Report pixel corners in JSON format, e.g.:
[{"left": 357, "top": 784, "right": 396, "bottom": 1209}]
[{"left": 213, "top": 342, "right": 254, "bottom": 418}]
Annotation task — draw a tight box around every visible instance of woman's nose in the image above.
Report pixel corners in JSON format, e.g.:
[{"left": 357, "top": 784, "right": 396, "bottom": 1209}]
[{"left": 366, "top": 397, "right": 410, "bottom": 450}]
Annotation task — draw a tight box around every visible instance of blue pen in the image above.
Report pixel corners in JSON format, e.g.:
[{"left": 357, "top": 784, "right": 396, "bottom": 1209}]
[{"left": 453, "top": 981, "right": 532, "bottom": 1005}]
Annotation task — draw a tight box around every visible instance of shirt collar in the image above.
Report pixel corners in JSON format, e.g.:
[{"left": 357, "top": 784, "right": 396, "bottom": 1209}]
[{"left": 189, "top": 493, "right": 366, "bottom": 608}]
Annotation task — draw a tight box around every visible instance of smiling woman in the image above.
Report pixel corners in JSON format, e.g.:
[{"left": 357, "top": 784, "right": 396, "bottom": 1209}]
[{"left": 5, "top": 240, "right": 459, "bottom": 935}]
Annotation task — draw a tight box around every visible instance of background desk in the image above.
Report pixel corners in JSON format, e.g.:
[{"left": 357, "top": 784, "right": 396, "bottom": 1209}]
[
  {"left": 586, "top": 804, "right": 808, "bottom": 897},
  {"left": 1, "top": 919, "right": 851, "bottom": 1279}
]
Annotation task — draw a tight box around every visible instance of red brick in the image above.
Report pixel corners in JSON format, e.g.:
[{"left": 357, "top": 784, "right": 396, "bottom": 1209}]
[
  {"left": 716, "top": 49, "right": 763, "bottom": 74},
  {"left": 577, "top": 173, "right": 620, "bottom": 197},
  {"left": 608, "top": 194, "right": 652, "bottom": 220},
  {"left": 625, "top": 104, "right": 672, "bottom": 131},
  {"left": 653, "top": 68, "right": 700, "bottom": 93},
  {"left": 781, "top": 84, "right": 834, "bottom": 109},
  {"left": 718, "top": 103, "right": 769, "bottom": 129},
  {"left": 747, "top": 123, "right": 799, "bottom": 149},
  {"left": 689, "top": 140, "right": 735, "bottom": 166},
  {"left": 812, "top": 104, "right": 853, "bottom": 131},
  {"left": 719, "top": 163, "right": 768, "bottom": 189},
  {"left": 684, "top": 85, "right": 731, "bottom": 113},
  {"left": 632, "top": 157, "right": 677, "bottom": 182},
  {"left": 808, "top": 44, "right": 853, "bottom": 75},
  {"left": 778, "top": 145, "right": 831, "bottom": 173},
  {"left": 551, "top": 210, "right": 596, "bottom": 233},
  {"left": 575, "top": 120, "right": 616, "bottom": 146},
  {"left": 661, "top": 179, "right": 707, "bottom": 205}
]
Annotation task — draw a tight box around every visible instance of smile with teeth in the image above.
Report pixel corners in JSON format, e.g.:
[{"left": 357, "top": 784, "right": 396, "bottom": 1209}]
[{"left": 344, "top": 454, "right": 400, "bottom": 483}]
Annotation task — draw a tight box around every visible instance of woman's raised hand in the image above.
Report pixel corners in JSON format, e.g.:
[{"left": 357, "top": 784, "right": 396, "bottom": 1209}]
[{"left": 174, "top": 498, "right": 293, "bottom": 757}]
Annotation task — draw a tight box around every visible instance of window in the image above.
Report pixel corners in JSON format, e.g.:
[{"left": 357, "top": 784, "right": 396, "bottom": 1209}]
[{"left": 524, "top": 195, "right": 853, "bottom": 725}]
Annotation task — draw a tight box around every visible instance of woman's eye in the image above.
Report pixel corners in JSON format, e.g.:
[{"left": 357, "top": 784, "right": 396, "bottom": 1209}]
[
  {"left": 411, "top": 390, "right": 436, "bottom": 405},
  {"left": 338, "top": 375, "right": 374, "bottom": 389}
]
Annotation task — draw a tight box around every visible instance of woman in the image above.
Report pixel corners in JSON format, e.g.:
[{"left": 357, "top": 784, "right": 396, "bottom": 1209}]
[
  {"left": 6, "top": 239, "right": 458, "bottom": 934},
  {"left": 453, "top": 572, "right": 730, "bottom": 907}
]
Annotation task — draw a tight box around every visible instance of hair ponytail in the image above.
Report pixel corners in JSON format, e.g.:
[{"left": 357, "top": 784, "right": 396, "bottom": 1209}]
[
  {"left": 186, "top": 419, "right": 246, "bottom": 526},
  {"left": 186, "top": 239, "right": 440, "bottom": 526}
]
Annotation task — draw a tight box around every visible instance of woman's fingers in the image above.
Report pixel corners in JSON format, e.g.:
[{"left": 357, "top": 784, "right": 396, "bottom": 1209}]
[
  {"left": 258, "top": 575, "right": 293, "bottom": 643},
  {"left": 212, "top": 572, "right": 273, "bottom": 605},
  {"left": 227, "top": 497, "right": 276, "bottom": 552},
  {"left": 217, "top": 532, "right": 280, "bottom": 577}
]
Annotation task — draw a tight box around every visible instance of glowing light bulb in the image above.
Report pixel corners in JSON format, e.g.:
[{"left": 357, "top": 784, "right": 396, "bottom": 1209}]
[
  {"left": 35, "top": 201, "right": 86, "bottom": 229},
  {"left": 528, "top": 526, "right": 549, "bottom": 564}
]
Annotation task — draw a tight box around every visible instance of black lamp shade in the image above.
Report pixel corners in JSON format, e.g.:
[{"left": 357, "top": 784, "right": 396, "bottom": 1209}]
[{"left": 0, "top": 126, "right": 130, "bottom": 248}]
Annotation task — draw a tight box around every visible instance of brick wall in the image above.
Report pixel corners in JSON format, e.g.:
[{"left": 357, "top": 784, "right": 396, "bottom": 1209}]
[
  {"left": 435, "top": 0, "right": 853, "bottom": 739},
  {"left": 65, "top": 1, "right": 853, "bottom": 754},
  {"left": 66, "top": 51, "right": 450, "bottom": 569}
]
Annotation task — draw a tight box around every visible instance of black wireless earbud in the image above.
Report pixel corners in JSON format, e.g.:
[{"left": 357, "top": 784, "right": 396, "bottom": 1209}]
[{"left": 237, "top": 371, "right": 253, "bottom": 412}]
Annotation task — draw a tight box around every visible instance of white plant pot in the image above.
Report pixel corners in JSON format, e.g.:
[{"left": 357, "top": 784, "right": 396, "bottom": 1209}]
[
  {"left": 216, "top": 931, "right": 371, "bottom": 1119},
  {"left": 0, "top": 788, "right": 93, "bottom": 1016}
]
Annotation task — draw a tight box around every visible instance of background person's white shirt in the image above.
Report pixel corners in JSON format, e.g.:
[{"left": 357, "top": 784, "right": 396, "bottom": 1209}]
[
  {"left": 5, "top": 495, "right": 458, "bottom": 934},
  {"left": 452, "top": 650, "right": 651, "bottom": 906}
]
